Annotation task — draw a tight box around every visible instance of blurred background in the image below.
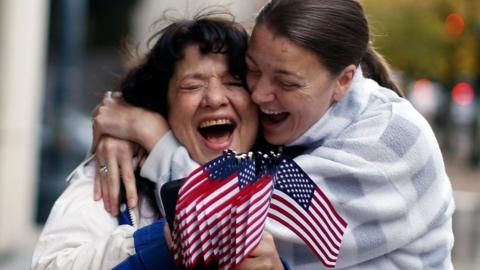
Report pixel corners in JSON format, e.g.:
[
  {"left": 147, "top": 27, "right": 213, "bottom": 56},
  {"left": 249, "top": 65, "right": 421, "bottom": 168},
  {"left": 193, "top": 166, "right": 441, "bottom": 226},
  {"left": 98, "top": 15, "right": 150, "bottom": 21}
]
[{"left": 0, "top": 0, "right": 479, "bottom": 269}]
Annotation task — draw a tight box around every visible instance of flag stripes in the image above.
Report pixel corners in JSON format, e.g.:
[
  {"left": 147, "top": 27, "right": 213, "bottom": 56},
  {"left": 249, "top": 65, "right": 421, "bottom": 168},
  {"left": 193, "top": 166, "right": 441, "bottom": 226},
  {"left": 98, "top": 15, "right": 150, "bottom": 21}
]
[{"left": 171, "top": 151, "right": 347, "bottom": 269}]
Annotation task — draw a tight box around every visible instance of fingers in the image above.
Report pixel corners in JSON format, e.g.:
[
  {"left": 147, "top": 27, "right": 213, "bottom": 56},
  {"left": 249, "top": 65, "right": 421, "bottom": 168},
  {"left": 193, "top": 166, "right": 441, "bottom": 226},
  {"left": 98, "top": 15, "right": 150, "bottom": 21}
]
[
  {"left": 91, "top": 122, "right": 101, "bottom": 154},
  {"left": 104, "top": 91, "right": 113, "bottom": 99},
  {"left": 106, "top": 156, "right": 121, "bottom": 216},
  {"left": 96, "top": 138, "right": 116, "bottom": 214},
  {"left": 91, "top": 104, "right": 101, "bottom": 153},
  {"left": 95, "top": 136, "right": 140, "bottom": 216},
  {"left": 103, "top": 90, "right": 122, "bottom": 100},
  {"left": 111, "top": 91, "right": 123, "bottom": 98},
  {"left": 92, "top": 92, "right": 166, "bottom": 151},
  {"left": 234, "top": 231, "right": 283, "bottom": 270},
  {"left": 248, "top": 231, "right": 272, "bottom": 256},
  {"left": 94, "top": 168, "right": 102, "bottom": 201},
  {"left": 96, "top": 156, "right": 111, "bottom": 213},
  {"left": 119, "top": 152, "right": 138, "bottom": 209},
  {"left": 91, "top": 92, "right": 125, "bottom": 152},
  {"left": 138, "top": 148, "right": 147, "bottom": 167}
]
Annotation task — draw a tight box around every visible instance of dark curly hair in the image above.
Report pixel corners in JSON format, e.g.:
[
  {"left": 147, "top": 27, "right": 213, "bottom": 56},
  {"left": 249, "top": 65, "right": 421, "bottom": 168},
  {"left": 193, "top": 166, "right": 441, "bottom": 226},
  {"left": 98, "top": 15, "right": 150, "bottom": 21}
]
[
  {"left": 119, "top": 13, "right": 249, "bottom": 118},
  {"left": 116, "top": 12, "right": 259, "bottom": 217}
]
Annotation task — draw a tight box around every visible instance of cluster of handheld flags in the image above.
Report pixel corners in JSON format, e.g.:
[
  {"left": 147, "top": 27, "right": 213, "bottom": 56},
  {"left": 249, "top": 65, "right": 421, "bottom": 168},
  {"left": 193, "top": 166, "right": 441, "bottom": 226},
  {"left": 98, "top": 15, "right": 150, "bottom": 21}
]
[{"left": 171, "top": 150, "right": 347, "bottom": 270}]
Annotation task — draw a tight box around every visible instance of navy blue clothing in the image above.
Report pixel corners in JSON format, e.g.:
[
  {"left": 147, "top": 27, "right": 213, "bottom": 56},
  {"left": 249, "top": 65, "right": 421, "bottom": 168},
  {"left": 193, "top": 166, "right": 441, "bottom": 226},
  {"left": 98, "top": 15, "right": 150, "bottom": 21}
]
[
  {"left": 113, "top": 214, "right": 180, "bottom": 270},
  {"left": 113, "top": 202, "right": 291, "bottom": 269}
]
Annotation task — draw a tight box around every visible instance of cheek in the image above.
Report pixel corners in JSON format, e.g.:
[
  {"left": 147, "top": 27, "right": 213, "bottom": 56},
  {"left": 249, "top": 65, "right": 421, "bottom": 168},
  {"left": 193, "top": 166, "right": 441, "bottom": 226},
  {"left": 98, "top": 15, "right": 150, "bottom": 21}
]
[
  {"left": 168, "top": 106, "right": 198, "bottom": 153},
  {"left": 168, "top": 96, "right": 198, "bottom": 137},
  {"left": 232, "top": 94, "right": 259, "bottom": 127},
  {"left": 244, "top": 102, "right": 260, "bottom": 135},
  {"left": 245, "top": 97, "right": 259, "bottom": 113},
  {"left": 232, "top": 91, "right": 256, "bottom": 110},
  {"left": 170, "top": 94, "right": 198, "bottom": 118},
  {"left": 167, "top": 112, "right": 184, "bottom": 139},
  {"left": 167, "top": 104, "right": 181, "bottom": 127},
  {"left": 246, "top": 75, "right": 264, "bottom": 98},
  {"left": 296, "top": 93, "right": 331, "bottom": 125},
  {"left": 246, "top": 74, "right": 257, "bottom": 89}
]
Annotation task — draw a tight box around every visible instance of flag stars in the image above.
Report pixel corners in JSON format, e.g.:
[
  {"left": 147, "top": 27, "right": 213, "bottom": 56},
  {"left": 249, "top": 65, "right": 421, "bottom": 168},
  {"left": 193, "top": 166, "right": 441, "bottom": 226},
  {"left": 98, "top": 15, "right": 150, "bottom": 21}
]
[{"left": 175, "top": 151, "right": 346, "bottom": 269}]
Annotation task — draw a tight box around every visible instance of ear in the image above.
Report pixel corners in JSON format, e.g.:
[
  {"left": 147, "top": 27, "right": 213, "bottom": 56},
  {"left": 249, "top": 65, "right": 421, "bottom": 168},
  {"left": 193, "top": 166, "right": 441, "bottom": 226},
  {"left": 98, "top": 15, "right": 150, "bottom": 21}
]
[{"left": 333, "top": 64, "right": 356, "bottom": 101}]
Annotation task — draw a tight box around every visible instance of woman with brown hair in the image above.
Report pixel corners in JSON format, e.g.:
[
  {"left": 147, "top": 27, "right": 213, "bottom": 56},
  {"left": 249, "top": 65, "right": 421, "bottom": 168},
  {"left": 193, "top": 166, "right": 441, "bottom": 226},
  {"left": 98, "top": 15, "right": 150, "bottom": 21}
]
[{"left": 95, "top": 0, "right": 454, "bottom": 269}]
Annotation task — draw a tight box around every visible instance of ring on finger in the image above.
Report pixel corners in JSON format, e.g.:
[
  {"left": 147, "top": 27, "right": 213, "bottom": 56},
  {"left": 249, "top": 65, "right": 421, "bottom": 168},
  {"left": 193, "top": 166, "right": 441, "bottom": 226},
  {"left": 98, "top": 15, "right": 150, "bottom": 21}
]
[
  {"left": 99, "top": 164, "right": 109, "bottom": 174},
  {"left": 104, "top": 91, "right": 113, "bottom": 99},
  {"left": 111, "top": 91, "right": 122, "bottom": 98}
]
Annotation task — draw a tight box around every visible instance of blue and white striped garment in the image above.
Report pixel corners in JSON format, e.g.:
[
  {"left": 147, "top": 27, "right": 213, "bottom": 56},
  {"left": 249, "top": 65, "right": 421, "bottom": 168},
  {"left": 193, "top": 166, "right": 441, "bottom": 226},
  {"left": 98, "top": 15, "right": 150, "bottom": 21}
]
[{"left": 266, "top": 68, "right": 455, "bottom": 269}]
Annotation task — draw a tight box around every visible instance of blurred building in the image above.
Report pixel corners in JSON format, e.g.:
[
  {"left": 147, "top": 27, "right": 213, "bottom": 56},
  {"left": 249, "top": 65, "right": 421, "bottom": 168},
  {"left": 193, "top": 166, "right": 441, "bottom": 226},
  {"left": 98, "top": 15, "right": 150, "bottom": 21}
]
[{"left": 0, "top": 0, "right": 49, "bottom": 256}]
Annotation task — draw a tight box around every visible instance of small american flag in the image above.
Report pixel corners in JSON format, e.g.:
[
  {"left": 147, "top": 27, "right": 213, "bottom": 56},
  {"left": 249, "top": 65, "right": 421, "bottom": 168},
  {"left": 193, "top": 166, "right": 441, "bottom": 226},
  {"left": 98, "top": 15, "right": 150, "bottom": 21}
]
[
  {"left": 172, "top": 150, "right": 347, "bottom": 269},
  {"left": 269, "top": 158, "right": 347, "bottom": 268}
]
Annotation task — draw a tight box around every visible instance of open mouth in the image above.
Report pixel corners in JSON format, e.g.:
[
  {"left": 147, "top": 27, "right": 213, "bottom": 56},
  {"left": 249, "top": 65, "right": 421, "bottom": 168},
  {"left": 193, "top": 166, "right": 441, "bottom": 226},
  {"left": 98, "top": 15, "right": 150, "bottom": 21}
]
[
  {"left": 198, "top": 119, "right": 236, "bottom": 150},
  {"left": 260, "top": 108, "right": 289, "bottom": 125}
]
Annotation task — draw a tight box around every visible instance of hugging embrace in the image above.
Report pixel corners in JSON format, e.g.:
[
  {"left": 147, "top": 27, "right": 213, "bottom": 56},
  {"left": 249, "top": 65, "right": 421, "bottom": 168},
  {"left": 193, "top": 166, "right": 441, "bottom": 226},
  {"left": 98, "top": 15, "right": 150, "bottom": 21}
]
[{"left": 32, "top": 1, "right": 455, "bottom": 269}]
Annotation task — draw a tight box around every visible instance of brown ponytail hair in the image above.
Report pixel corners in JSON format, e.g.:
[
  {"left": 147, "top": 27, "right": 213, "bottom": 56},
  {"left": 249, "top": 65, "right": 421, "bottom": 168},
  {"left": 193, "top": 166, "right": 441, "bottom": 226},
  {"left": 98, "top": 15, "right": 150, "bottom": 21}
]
[
  {"left": 256, "top": 0, "right": 404, "bottom": 97},
  {"left": 362, "top": 45, "right": 404, "bottom": 97}
]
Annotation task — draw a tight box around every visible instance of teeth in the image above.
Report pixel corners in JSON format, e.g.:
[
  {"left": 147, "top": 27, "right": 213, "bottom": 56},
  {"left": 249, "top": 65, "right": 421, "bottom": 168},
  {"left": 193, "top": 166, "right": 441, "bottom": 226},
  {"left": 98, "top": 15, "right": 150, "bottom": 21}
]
[
  {"left": 199, "top": 119, "right": 232, "bottom": 128},
  {"left": 260, "top": 108, "right": 284, "bottom": 115}
]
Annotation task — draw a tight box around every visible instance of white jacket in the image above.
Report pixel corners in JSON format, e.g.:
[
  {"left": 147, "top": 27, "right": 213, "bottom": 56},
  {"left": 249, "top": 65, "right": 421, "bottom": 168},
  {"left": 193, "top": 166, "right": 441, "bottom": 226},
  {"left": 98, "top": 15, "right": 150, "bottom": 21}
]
[{"left": 31, "top": 157, "right": 156, "bottom": 270}]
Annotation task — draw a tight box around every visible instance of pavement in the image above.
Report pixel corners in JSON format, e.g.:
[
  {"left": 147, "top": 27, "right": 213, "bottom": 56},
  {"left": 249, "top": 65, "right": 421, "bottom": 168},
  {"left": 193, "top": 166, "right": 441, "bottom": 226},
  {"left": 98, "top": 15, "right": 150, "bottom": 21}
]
[{"left": 444, "top": 152, "right": 480, "bottom": 270}]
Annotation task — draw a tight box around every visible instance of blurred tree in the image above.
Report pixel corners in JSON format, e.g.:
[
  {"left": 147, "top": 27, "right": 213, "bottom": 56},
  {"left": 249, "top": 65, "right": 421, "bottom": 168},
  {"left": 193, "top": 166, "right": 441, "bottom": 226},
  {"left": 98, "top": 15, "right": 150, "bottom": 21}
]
[
  {"left": 363, "top": 0, "right": 480, "bottom": 164},
  {"left": 363, "top": 0, "right": 478, "bottom": 85}
]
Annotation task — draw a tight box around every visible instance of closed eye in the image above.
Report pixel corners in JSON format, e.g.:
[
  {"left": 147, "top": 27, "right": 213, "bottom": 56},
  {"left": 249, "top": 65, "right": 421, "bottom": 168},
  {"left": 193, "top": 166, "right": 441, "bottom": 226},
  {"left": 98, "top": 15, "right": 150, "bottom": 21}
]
[
  {"left": 247, "top": 67, "right": 261, "bottom": 76},
  {"left": 279, "top": 81, "right": 301, "bottom": 90},
  {"left": 224, "top": 81, "right": 245, "bottom": 90},
  {"left": 180, "top": 84, "right": 204, "bottom": 91},
  {"left": 246, "top": 61, "right": 261, "bottom": 76}
]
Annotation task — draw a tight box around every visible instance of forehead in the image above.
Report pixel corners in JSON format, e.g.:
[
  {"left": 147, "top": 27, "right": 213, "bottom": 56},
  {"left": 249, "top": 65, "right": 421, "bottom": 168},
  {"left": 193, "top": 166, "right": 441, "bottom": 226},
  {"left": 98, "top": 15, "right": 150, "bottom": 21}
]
[
  {"left": 247, "top": 25, "right": 322, "bottom": 72},
  {"left": 173, "top": 44, "right": 229, "bottom": 78}
]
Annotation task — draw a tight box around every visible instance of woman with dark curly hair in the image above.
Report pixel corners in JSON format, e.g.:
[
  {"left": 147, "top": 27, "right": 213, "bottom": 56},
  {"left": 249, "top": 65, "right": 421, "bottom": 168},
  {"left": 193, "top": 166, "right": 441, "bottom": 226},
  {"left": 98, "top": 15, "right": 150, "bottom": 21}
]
[{"left": 31, "top": 13, "right": 272, "bottom": 270}]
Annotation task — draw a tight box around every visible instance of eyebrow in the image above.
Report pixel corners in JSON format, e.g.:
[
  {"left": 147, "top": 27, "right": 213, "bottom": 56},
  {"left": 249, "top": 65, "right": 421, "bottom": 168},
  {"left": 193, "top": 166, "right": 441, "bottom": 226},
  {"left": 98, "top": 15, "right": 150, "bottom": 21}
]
[
  {"left": 246, "top": 53, "right": 303, "bottom": 80},
  {"left": 179, "top": 71, "right": 237, "bottom": 82},
  {"left": 274, "top": 69, "right": 303, "bottom": 79},
  {"left": 179, "top": 73, "right": 204, "bottom": 81}
]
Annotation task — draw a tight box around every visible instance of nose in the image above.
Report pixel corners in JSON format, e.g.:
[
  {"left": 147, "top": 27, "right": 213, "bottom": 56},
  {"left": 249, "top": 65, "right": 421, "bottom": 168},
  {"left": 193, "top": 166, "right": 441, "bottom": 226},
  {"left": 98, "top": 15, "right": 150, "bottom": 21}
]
[
  {"left": 202, "top": 79, "right": 228, "bottom": 109},
  {"left": 249, "top": 76, "right": 275, "bottom": 105}
]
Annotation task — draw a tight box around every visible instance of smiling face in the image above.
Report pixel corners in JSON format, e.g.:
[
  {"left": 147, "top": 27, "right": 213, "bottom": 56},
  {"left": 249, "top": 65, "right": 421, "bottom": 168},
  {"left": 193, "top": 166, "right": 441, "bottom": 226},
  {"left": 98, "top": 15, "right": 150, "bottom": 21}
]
[
  {"left": 168, "top": 44, "right": 259, "bottom": 164},
  {"left": 246, "top": 24, "right": 355, "bottom": 145}
]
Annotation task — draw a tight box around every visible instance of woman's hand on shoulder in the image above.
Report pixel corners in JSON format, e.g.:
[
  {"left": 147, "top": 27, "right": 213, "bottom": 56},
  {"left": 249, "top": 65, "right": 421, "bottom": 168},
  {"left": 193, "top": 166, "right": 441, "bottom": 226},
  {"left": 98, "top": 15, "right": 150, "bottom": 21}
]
[
  {"left": 91, "top": 92, "right": 169, "bottom": 153},
  {"left": 94, "top": 135, "right": 145, "bottom": 215},
  {"left": 234, "top": 231, "right": 284, "bottom": 270},
  {"left": 91, "top": 91, "right": 170, "bottom": 215}
]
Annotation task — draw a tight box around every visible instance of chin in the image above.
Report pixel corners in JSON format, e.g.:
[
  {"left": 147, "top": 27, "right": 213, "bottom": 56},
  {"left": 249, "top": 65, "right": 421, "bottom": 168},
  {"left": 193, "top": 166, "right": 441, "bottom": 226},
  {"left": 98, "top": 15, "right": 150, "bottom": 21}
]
[{"left": 263, "top": 133, "right": 285, "bottom": 146}]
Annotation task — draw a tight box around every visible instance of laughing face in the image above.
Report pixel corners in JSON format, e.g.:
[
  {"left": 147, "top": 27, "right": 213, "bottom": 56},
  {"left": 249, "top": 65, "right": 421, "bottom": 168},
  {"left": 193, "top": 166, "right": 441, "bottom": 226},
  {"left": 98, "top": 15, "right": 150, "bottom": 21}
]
[
  {"left": 168, "top": 44, "right": 259, "bottom": 164},
  {"left": 246, "top": 24, "right": 355, "bottom": 145}
]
